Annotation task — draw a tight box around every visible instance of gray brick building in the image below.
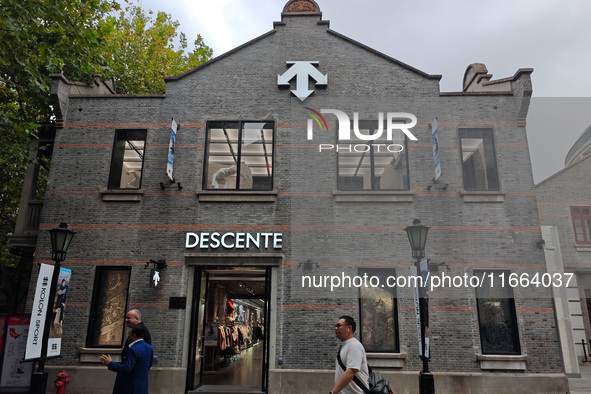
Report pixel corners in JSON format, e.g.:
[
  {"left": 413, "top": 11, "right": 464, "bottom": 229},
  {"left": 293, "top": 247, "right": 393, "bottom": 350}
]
[
  {"left": 536, "top": 123, "right": 591, "bottom": 378},
  {"left": 8, "top": 1, "right": 569, "bottom": 393}
]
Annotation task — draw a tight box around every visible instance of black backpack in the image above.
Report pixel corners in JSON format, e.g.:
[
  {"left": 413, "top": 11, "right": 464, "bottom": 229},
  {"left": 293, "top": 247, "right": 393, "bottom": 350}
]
[{"left": 337, "top": 349, "right": 394, "bottom": 394}]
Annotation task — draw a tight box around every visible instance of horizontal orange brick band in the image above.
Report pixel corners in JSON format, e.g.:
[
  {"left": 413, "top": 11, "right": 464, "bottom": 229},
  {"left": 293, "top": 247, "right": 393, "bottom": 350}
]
[
  {"left": 278, "top": 304, "right": 358, "bottom": 310},
  {"left": 38, "top": 223, "right": 541, "bottom": 234}
]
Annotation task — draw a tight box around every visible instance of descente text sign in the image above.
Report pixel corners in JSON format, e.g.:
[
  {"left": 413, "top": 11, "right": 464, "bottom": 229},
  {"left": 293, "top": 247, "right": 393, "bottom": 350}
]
[{"left": 186, "top": 232, "right": 283, "bottom": 250}]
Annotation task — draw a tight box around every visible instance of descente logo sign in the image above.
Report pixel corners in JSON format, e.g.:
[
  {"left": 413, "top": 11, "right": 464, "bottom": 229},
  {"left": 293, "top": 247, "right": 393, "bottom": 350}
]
[
  {"left": 186, "top": 232, "right": 283, "bottom": 250},
  {"left": 304, "top": 108, "right": 418, "bottom": 152}
]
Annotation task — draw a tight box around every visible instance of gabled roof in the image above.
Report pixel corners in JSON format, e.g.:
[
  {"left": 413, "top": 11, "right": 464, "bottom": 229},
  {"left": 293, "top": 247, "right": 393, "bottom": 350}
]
[{"left": 165, "top": 1, "right": 441, "bottom": 82}]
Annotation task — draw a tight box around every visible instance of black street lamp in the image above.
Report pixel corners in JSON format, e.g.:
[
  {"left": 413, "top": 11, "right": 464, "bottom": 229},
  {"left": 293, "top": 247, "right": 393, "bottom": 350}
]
[
  {"left": 29, "top": 223, "right": 75, "bottom": 394},
  {"left": 404, "top": 219, "right": 434, "bottom": 394}
]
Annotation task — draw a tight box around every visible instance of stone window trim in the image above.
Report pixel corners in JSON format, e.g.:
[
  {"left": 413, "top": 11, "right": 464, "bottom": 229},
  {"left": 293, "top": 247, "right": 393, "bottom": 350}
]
[
  {"left": 366, "top": 352, "right": 407, "bottom": 369},
  {"left": 477, "top": 354, "right": 527, "bottom": 370},
  {"left": 333, "top": 190, "right": 415, "bottom": 203},
  {"left": 79, "top": 347, "right": 122, "bottom": 363},
  {"left": 196, "top": 190, "right": 278, "bottom": 202},
  {"left": 460, "top": 189, "right": 505, "bottom": 203}
]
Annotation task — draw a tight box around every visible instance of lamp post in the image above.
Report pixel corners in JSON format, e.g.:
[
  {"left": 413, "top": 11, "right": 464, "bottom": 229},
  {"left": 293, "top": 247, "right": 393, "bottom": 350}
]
[
  {"left": 29, "top": 223, "right": 75, "bottom": 394},
  {"left": 404, "top": 219, "right": 434, "bottom": 394}
]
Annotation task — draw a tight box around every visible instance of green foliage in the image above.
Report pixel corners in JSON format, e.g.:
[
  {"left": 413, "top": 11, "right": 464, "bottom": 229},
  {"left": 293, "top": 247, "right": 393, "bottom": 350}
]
[
  {"left": 101, "top": 1, "right": 213, "bottom": 94},
  {"left": 0, "top": 0, "right": 212, "bottom": 312}
]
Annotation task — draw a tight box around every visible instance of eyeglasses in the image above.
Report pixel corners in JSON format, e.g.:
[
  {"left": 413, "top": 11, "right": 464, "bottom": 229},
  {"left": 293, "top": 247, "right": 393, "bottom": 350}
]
[{"left": 334, "top": 323, "right": 347, "bottom": 328}]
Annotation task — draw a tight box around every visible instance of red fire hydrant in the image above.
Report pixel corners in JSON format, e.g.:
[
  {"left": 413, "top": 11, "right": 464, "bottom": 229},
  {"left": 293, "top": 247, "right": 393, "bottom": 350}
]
[{"left": 54, "top": 370, "right": 70, "bottom": 394}]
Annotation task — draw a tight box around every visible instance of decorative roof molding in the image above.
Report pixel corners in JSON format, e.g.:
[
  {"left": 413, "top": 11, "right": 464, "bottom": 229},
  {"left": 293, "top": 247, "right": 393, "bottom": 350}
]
[{"left": 282, "top": 0, "right": 321, "bottom": 14}]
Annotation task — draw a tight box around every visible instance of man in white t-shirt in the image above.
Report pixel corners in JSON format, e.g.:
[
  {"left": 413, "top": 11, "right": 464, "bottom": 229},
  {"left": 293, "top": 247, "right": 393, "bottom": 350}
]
[{"left": 330, "top": 315, "right": 370, "bottom": 394}]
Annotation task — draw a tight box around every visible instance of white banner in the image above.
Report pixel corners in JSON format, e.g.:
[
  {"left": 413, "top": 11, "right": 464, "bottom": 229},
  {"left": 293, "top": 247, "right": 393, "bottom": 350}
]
[
  {"left": 167, "top": 120, "right": 178, "bottom": 181},
  {"left": 24, "top": 263, "right": 54, "bottom": 360},
  {"left": 432, "top": 119, "right": 441, "bottom": 181}
]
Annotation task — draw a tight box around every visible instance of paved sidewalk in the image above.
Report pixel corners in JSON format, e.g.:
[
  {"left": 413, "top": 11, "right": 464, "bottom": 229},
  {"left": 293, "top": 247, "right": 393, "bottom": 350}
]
[{"left": 568, "top": 364, "right": 591, "bottom": 394}]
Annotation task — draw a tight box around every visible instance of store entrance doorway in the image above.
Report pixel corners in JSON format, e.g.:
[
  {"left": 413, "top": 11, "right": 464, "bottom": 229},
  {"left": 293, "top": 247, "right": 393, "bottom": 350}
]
[{"left": 187, "top": 267, "right": 270, "bottom": 393}]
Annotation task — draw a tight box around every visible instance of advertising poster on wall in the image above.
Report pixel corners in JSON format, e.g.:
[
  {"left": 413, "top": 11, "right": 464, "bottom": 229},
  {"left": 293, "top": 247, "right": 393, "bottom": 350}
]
[
  {"left": 0, "top": 315, "right": 33, "bottom": 388},
  {"left": 204, "top": 323, "right": 219, "bottom": 347},
  {"left": 47, "top": 268, "right": 72, "bottom": 358}
]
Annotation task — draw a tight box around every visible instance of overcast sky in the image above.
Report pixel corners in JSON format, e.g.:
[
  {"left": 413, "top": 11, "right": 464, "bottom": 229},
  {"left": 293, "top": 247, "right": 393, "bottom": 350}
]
[{"left": 139, "top": 0, "right": 591, "bottom": 183}]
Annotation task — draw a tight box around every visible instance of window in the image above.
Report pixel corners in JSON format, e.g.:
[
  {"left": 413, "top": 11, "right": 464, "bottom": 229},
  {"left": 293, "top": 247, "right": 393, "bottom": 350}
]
[
  {"left": 358, "top": 268, "right": 399, "bottom": 353},
  {"left": 571, "top": 206, "right": 591, "bottom": 244},
  {"left": 86, "top": 267, "right": 131, "bottom": 347},
  {"left": 203, "top": 121, "right": 274, "bottom": 190},
  {"left": 108, "top": 130, "right": 146, "bottom": 189},
  {"left": 338, "top": 120, "right": 409, "bottom": 191},
  {"left": 459, "top": 128, "right": 499, "bottom": 191},
  {"left": 474, "top": 270, "right": 520, "bottom": 355}
]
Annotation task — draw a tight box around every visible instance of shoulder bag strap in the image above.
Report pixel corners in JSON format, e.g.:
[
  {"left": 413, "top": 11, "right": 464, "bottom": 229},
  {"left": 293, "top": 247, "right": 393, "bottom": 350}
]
[{"left": 337, "top": 346, "right": 370, "bottom": 394}]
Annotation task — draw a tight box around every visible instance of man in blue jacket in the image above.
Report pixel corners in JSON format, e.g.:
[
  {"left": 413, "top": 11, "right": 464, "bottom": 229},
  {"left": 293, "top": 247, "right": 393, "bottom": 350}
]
[{"left": 100, "top": 325, "right": 153, "bottom": 394}]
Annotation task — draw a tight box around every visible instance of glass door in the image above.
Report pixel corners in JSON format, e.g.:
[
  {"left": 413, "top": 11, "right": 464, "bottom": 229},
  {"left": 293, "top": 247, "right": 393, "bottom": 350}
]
[{"left": 185, "top": 268, "right": 208, "bottom": 391}]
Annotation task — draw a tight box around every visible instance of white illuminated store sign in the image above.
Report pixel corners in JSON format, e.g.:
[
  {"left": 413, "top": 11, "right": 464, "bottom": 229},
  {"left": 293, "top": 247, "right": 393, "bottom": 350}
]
[{"left": 185, "top": 232, "right": 282, "bottom": 250}]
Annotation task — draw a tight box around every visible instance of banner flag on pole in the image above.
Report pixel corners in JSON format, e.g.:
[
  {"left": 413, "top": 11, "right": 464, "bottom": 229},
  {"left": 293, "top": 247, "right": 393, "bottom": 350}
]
[
  {"left": 432, "top": 118, "right": 441, "bottom": 181},
  {"left": 24, "top": 263, "right": 54, "bottom": 361},
  {"left": 47, "top": 267, "right": 72, "bottom": 358},
  {"left": 167, "top": 120, "right": 178, "bottom": 181}
]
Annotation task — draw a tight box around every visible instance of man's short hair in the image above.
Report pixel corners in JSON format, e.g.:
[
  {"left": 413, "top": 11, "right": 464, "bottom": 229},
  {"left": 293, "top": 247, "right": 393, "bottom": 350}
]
[
  {"left": 339, "top": 315, "right": 356, "bottom": 332},
  {"left": 131, "top": 325, "right": 146, "bottom": 339},
  {"left": 129, "top": 309, "right": 141, "bottom": 320}
]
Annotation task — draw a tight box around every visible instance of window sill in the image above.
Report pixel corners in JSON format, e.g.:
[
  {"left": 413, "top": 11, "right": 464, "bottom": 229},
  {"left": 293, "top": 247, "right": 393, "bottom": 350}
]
[
  {"left": 333, "top": 190, "right": 415, "bottom": 203},
  {"left": 79, "top": 347, "right": 122, "bottom": 363},
  {"left": 101, "top": 189, "right": 144, "bottom": 202},
  {"left": 366, "top": 352, "right": 406, "bottom": 369},
  {"left": 477, "top": 354, "right": 526, "bottom": 370},
  {"left": 197, "top": 190, "right": 278, "bottom": 202},
  {"left": 460, "top": 190, "right": 505, "bottom": 203},
  {"left": 575, "top": 244, "right": 591, "bottom": 252}
]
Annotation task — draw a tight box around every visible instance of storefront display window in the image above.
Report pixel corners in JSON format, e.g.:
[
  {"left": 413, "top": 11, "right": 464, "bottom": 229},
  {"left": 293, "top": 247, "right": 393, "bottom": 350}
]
[
  {"left": 86, "top": 267, "right": 131, "bottom": 347},
  {"left": 203, "top": 121, "right": 274, "bottom": 190},
  {"left": 338, "top": 120, "right": 409, "bottom": 190},
  {"left": 358, "top": 268, "right": 399, "bottom": 353},
  {"left": 474, "top": 270, "right": 520, "bottom": 355}
]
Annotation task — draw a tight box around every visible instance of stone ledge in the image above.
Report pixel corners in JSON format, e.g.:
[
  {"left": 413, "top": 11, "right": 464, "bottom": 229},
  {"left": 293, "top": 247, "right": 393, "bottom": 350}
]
[
  {"left": 197, "top": 190, "right": 277, "bottom": 202},
  {"left": 333, "top": 190, "right": 415, "bottom": 203},
  {"left": 460, "top": 190, "right": 505, "bottom": 203},
  {"left": 574, "top": 244, "right": 591, "bottom": 252},
  {"left": 79, "top": 347, "right": 122, "bottom": 363},
  {"left": 101, "top": 189, "right": 144, "bottom": 202},
  {"left": 366, "top": 352, "right": 407, "bottom": 369},
  {"left": 477, "top": 354, "right": 527, "bottom": 370}
]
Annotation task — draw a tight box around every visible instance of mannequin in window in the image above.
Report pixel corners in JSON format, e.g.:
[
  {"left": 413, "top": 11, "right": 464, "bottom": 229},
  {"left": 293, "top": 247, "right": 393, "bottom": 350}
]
[{"left": 226, "top": 300, "right": 236, "bottom": 317}]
